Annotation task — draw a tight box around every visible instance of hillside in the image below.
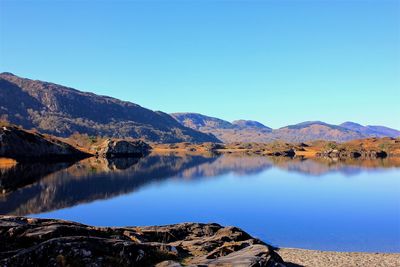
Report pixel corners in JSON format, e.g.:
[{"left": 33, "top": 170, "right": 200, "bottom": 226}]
[
  {"left": 0, "top": 124, "right": 88, "bottom": 161},
  {"left": 1, "top": 73, "right": 398, "bottom": 144},
  {"left": 232, "top": 120, "right": 272, "bottom": 130},
  {"left": 0, "top": 73, "right": 219, "bottom": 143},
  {"left": 171, "top": 113, "right": 274, "bottom": 143},
  {"left": 273, "top": 121, "right": 365, "bottom": 142},
  {"left": 340, "top": 122, "right": 400, "bottom": 137},
  {"left": 171, "top": 114, "right": 400, "bottom": 143},
  {"left": 171, "top": 112, "right": 233, "bottom": 131}
]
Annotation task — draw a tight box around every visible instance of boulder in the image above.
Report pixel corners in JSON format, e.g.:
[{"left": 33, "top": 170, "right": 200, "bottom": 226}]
[
  {"left": 0, "top": 216, "right": 286, "bottom": 267},
  {"left": 96, "top": 139, "right": 151, "bottom": 158}
]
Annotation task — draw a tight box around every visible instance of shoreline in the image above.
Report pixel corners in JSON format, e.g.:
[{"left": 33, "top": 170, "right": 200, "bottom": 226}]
[
  {"left": 1, "top": 216, "right": 399, "bottom": 266},
  {"left": 279, "top": 247, "right": 400, "bottom": 267},
  {"left": 280, "top": 246, "right": 400, "bottom": 254}
]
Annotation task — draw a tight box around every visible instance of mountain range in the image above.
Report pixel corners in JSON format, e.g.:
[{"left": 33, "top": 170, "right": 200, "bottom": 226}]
[
  {"left": 1, "top": 72, "right": 399, "bottom": 143},
  {"left": 172, "top": 113, "right": 400, "bottom": 142}
]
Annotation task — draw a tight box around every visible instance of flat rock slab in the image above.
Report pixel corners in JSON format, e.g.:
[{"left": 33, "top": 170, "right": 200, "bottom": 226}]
[{"left": 0, "top": 216, "right": 285, "bottom": 267}]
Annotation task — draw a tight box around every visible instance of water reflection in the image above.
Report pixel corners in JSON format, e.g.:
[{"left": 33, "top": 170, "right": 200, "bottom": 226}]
[
  {"left": 0, "top": 154, "right": 216, "bottom": 215},
  {"left": 0, "top": 154, "right": 399, "bottom": 216},
  {"left": 270, "top": 156, "right": 400, "bottom": 176}
]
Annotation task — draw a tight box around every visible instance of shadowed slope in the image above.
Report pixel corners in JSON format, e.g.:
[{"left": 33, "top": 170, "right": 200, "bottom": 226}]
[{"left": 0, "top": 73, "right": 219, "bottom": 143}]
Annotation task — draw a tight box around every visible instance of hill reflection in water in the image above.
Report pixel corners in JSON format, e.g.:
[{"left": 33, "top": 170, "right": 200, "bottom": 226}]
[
  {"left": 0, "top": 154, "right": 399, "bottom": 217},
  {"left": 1, "top": 153, "right": 399, "bottom": 252}
]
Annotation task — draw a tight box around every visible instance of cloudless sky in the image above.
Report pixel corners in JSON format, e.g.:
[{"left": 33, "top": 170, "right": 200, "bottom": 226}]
[{"left": 1, "top": 0, "right": 399, "bottom": 129}]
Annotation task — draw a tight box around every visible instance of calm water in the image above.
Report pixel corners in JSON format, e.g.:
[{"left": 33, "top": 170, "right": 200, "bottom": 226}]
[{"left": 1, "top": 154, "right": 399, "bottom": 253}]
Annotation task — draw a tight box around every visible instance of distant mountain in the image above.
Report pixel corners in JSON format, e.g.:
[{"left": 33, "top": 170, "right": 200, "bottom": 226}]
[
  {"left": 171, "top": 113, "right": 233, "bottom": 131},
  {"left": 0, "top": 73, "right": 219, "bottom": 143},
  {"left": 274, "top": 121, "right": 365, "bottom": 142},
  {"left": 2, "top": 73, "right": 398, "bottom": 144},
  {"left": 340, "top": 122, "right": 400, "bottom": 137},
  {"left": 232, "top": 120, "right": 272, "bottom": 131},
  {"left": 171, "top": 113, "right": 274, "bottom": 143},
  {"left": 284, "top": 121, "right": 343, "bottom": 130},
  {"left": 172, "top": 114, "right": 400, "bottom": 143}
]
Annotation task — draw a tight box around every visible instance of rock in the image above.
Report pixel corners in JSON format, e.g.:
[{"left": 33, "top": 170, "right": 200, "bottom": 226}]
[
  {"left": 96, "top": 139, "right": 151, "bottom": 158},
  {"left": 0, "top": 126, "right": 89, "bottom": 160},
  {"left": 350, "top": 151, "right": 362, "bottom": 158},
  {"left": 284, "top": 149, "right": 296, "bottom": 157},
  {"left": 317, "top": 149, "right": 389, "bottom": 159},
  {"left": 376, "top": 151, "right": 388, "bottom": 158},
  {"left": 0, "top": 216, "right": 286, "bottom": 267},
  {"left": 203, "top": 142, "right": 226, "bottom": 151},
  {"left": 267, "top": 149, "right": 296, "bottom": 157}
]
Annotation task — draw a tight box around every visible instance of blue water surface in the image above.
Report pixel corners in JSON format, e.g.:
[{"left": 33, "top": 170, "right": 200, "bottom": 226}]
[{"left": 2, "top": 155, "right": 399, "bottom": 252}]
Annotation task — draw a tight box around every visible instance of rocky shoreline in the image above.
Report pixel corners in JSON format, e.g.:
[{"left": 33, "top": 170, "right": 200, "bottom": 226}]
[
  {"left": 0, "top": 125, "right": 152, "bottom": 160},
  {"left": 0, "top": 216, "right": 285, "bottom": 267},
  {"left": 1, "top": 216, "right": 399, "bottom": 267},
  {"left": 2, "top": 124, "right": 399, "bottom": 162},
  {"left": 153, "top": 138, "right": 400, "bottom": 159}
]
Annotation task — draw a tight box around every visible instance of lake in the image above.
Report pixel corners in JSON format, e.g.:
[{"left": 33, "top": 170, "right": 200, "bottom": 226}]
[{"left": 1, "top": 154, "right": 399, "bottom": 253}]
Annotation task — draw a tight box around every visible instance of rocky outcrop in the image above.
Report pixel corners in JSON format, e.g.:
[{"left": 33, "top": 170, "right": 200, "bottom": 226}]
[
  {"left": 95, "top": 139, "right": 151, "bottom": 157},
  {"left": 267, "top": 149, "right": 296, "bottom": 157},
  {"left": 316, "top": 149, "right": 388, "bottom": 159},
  {"left": 0, "top": 126, "right": 89, "bottom": 160},
  {"left": 0, "top": 216, "right": 285, "bottom": 267}
]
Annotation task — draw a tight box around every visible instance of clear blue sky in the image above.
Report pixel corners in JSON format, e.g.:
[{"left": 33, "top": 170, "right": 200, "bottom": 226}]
[{"left": 1, "top": 0, "right": 399, "bottom": 129}]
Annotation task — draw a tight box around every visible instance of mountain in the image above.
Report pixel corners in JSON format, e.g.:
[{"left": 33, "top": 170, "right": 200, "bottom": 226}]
[
  {"left": 340, "top": 122, "right": 400, "bottom": 137},
  {"left": 0, "top": 73, "right": 219, "bottom": 143},
  {"left": 171, "top": 113, "right": 274, "bottom": 143},
  {"left": 232, "top": 120, "right": 272, "bottom": 131},
  {"left": 171, "top": 113, "right": 233, "bottom": 131},
  {"left": 172, "top": 114, "right": 399, "bottom": 143},
  {"left": 2, "top": 73, "right": 398, "bottom": 144},
  {"left": 274, "top": 121, "right": 365, "bottom": 142}
]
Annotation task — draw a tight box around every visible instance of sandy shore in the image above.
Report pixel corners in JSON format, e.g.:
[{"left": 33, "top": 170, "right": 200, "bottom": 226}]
[{"left": 279, "top": 248, "right": 400, "bottom": 267}]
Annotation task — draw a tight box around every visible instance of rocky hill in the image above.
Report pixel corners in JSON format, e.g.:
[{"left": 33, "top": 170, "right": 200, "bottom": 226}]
[
  {"left": 276, "top": 121, "right": 400, "bottom": 142},
  {"left": 0, "top": 73, "right": 219, "bottom": 143},
  {"left": 171, "top": 113, "right": 274, "bottom": 143},
  {"left": 171, "top": 113, "right": 400, "bottom": 143},
  {"left": 171, "top": 112, "right": 233, "bottom": 131},
  {"left": 0, "top": 124, "right": 88, "bottom": 160},
  {"left": 273, "top": 121, "right": 365, "bottom": 142},
  {"left": 340, "top": 121, "right": 400, "bottom": 137},
  {"left": 2, "top": 73, "right": 398, "bottom": 144},
  {"left": 232, "top": 120, "right": 272, "bottom": 130}
]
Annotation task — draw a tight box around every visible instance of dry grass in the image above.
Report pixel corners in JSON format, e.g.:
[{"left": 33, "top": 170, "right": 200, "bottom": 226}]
[
  {"left": 152, "top": 137, "right": 400, "bottom": 158},
  {"left": 0, "top": 158, "right": 17, "bottom": 169}
]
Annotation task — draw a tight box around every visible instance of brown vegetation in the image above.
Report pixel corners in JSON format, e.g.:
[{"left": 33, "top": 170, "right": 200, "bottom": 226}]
[{"left": 151, "top": 137, "right": 400, "bottom": 159}]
